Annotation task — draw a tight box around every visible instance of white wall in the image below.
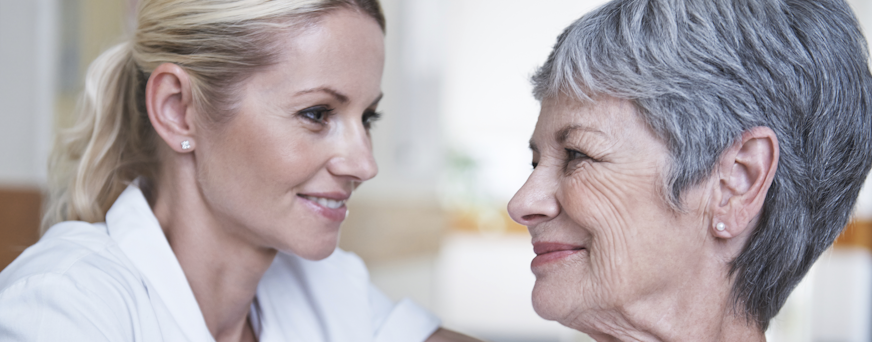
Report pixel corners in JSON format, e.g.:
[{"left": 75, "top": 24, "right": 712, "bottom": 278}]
[
  {"left": 355, "top": 0, "right": 446, "bottom": 202},
  {"left": 441, "top": 0, "right": 609, "bottom": 202},
  {"left": 0, "top": 0, "right": 57, "bottom": 188}
]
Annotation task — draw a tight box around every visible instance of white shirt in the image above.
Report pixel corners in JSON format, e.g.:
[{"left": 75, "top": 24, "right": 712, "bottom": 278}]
[{"left": 0, "top": 183, "right": 440, "bottom": 342}]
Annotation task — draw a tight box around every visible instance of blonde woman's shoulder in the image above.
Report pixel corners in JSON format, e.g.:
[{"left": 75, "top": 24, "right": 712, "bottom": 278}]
[
  {"left": 0, "top": 221, "right": 120, "bottom": 284},
  {"left": 0, "top": 221, "right": 150, "bottom": 342}
]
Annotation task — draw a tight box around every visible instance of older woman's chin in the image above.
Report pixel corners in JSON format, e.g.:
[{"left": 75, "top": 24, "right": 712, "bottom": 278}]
[{"left": 531, "top": 279, "right": 582, "bottom": 325}]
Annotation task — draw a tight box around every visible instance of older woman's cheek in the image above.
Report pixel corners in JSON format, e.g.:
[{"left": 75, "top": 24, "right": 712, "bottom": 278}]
[
  {"left": 560, "top": 172, "right": 631, "bottom": 300},
  {"left": 566, "top": 166, "right": 661, "bottom": 301}
]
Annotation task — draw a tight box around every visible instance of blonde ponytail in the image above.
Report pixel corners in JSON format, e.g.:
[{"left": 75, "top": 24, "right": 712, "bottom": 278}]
[
  {"left": 43, "top": 0, "right": 385, "bottom": 231},
  {"left": 44, "top": 42, "right": 157, "bottom": 231}
]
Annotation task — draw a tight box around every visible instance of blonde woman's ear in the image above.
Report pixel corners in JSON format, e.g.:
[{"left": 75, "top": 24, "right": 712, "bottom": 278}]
[{"left": 146, "top": 63, "right": 196, "bottom": 153}]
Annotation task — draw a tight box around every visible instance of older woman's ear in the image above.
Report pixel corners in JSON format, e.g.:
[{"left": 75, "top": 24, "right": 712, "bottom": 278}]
[{"left": 711, "top": 127, "right": 779, "bottom": 242}]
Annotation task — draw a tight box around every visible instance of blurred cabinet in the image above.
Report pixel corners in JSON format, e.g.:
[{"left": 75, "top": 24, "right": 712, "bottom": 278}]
[
  {"left": 837, "top": 220, "right": 872, "bottom": 250},
  {"left": 0, "top": 188, "right": 42, "bottom": 271}
]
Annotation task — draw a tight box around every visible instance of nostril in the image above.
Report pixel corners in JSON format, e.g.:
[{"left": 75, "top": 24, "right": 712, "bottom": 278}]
[{"left": 521, "top": 214, "right": 548, "bottom": 223}]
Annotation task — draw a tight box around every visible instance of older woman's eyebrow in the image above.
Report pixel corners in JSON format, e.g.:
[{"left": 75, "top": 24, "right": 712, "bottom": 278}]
[
  {"left": 295, "top": 87, "right": 349, "bottom": 103},
  {"left": 529, "top": 141, "right": 539, "bottom": 153},
  {"left": 556, "top": 125, "right": 605, "bottom": 144}
]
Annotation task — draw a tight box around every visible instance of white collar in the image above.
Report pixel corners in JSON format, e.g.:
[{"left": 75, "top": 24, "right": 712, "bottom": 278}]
[{"left": 105, "top": 182, "right": 215, "bottom": 342}]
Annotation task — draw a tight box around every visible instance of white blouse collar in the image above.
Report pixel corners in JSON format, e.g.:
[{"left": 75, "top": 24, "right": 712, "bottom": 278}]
[{"left": 105, "top": 182, "right": 215, "bottom": 342}]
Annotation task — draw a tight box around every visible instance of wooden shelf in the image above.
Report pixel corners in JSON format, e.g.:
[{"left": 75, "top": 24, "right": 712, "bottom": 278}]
[
  {"left": 0, "top": 187, "right": 42, "bottom": 271},
  {"left": 836, "top": 220, "right": 872, "bottom": 251}
]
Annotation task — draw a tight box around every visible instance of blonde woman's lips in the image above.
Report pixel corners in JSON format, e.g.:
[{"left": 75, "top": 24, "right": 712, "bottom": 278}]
[
  {"left": 532, "top": 242, "right": 585, "bottom": 268},
  {"left": 298, "top": 192, "right": 349, "bottom": 222}
]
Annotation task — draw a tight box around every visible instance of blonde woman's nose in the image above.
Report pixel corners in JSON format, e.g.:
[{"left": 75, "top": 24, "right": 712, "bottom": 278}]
[{"left": 328, "top": 124, "right": 379, "bottom": 182}]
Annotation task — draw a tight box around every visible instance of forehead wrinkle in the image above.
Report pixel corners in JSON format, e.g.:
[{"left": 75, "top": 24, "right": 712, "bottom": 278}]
[{"left": 556, "top": 125, "right": 606, "bottom": 144}]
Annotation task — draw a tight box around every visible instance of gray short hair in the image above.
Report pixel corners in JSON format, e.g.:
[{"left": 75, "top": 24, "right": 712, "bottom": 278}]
[{"left": 533, "top": 0, "right": 872, "bottom": 330}]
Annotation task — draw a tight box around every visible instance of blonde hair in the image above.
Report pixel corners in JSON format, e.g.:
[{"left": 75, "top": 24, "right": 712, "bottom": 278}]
[{"left": 43, "top": 0, "right": 385, "bottom": 231}]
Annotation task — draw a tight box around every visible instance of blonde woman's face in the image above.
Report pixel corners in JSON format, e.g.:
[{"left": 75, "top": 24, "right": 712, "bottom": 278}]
[{"left": 195, "top": 8, "right": 384, "bottom": 260}]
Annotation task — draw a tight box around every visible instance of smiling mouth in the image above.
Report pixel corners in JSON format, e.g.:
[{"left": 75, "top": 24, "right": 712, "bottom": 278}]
[
  {"left": 531, "top": 242, "right": 585, "bottom": 268},
  {"left": 533, "top": 242, "right": 585, "bottom": 255},
  {"left": 299, "top": 195, "right": 346, "bottom": 209}
]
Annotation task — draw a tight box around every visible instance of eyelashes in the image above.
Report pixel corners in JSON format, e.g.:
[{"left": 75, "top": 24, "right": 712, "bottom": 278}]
[
  {"left": 529, "top": 148, "right": 592, "bottom": 171},
  {"left": 297, "top": 105, "right": 333, "bottom": 124},
  {"left": 362, "top": 110, "right": 382, "bottom": 130},
  {"left": 565, "top": 148, "right": 590, "bottom": 161},
  {"left": 296, "top": 105, "right": 382, "bottom": 130},
  {"left": 563, "top": 148, "right": 592, "bottom": 173}
]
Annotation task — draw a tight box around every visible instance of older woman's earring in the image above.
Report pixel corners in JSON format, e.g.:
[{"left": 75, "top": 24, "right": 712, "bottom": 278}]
[
  {"left": 716, "top": 222, "right": 726, "bottom": 232},
  {"left": 181, "top": 140, "right": 191, "bottom": 150}
]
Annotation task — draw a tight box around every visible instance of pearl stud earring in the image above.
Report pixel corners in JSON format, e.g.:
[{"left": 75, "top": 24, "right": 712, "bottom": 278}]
[
  {"left": 716, "top": 222, "right": 726, "bottom": 232},
  {"left": 181, "top": 140, "right": 191, "bottom": 150}
]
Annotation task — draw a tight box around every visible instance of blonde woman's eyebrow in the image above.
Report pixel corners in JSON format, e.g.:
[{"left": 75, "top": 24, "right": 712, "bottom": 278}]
[
  {"left": 369, "top": 93, "right": 384, "bottom": 108},
  {"left": 295, "top": 87, "right": 349, "bottom": 103}
]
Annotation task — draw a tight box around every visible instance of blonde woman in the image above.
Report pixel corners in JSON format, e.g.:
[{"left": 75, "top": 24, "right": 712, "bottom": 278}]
[{"left": 0, "top": 1, "right": 478, "bottom": 341}]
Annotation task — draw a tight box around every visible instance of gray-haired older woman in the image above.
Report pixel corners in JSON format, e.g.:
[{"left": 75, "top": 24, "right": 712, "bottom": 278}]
[{"left": 508, "top": 0, "right": 872, "bottom": 340}]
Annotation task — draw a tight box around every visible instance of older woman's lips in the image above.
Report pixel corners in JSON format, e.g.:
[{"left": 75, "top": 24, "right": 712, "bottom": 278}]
[{"left": 532, "top": 242, "right": 585, "bottom": 268}]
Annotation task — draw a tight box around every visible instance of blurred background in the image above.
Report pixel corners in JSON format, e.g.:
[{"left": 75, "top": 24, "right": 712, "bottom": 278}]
[{"left": 2, "top": 0, "right": 872, "bottom": 341}]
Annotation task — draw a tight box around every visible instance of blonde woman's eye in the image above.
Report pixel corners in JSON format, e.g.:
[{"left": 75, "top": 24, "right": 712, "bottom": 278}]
[
  {"left": 363, "top": 110, "right": 382, "bottom": 130},
  {"left": 297, "top": 106, "right": 333, "bottom": 124}
]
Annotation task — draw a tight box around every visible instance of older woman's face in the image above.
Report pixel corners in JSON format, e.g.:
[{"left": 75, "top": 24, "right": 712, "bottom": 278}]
[
  {"left": 194, "top": 9, "right": 384, "bottom": 260},
  {"left": 508, "top": 96, "right": 712, "bottom": 329}
]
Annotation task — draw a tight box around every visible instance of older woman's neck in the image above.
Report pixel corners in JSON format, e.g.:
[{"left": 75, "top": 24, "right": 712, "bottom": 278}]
[{"left": 577, "top": 266, "right": 765, "bottom": 342}]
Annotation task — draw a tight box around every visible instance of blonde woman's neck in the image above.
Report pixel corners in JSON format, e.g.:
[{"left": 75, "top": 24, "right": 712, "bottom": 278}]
[{"left": 151, "top": 152, "right": 274, "bottom": 342}]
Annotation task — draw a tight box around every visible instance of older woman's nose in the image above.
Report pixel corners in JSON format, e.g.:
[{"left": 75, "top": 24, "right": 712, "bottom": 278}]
[{"left": 508, "top": 171, "right": 560, "bottom": 226}]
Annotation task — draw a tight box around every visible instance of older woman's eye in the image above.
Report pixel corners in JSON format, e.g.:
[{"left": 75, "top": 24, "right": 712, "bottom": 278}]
[
  {"left": 362, "top": 110, "right": 382, "bottom": 130},
  {"left": 566, "top": 148, "right": 590, "bottom": 160},
  {"left": 531, "top": 161, "right": 539, "bottom": 169},
  {"left": 564, "top": 148, "right": 592, "bottom": 173},
  {"left": 297, "top": 106, "right": 333, "bottom": 124}
]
